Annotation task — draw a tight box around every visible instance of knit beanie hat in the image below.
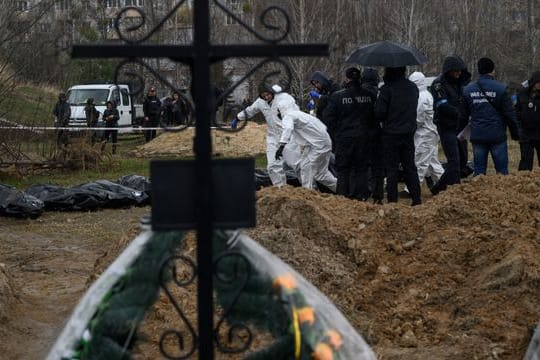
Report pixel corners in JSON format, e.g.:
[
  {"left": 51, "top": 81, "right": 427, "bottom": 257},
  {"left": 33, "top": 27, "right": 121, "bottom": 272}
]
[{"left": 478, "top": 57, "right": 495, "bottom": 75}]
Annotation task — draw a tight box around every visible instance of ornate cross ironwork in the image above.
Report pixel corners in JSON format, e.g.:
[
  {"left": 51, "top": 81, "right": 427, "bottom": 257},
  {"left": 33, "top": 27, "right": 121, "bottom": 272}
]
[{"left": 71, "top": 1, "right": 328, "bottom": 358}]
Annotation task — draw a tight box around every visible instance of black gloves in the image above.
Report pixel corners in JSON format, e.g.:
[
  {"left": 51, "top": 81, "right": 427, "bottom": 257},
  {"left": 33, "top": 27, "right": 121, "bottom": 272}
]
[{"left": 275, "top": 144, "right": 285, "bottom": 160}]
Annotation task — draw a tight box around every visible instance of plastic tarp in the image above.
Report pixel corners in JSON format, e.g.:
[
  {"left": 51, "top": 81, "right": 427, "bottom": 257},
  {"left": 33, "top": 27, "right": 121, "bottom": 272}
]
[
  {"left": 0, "top": 184, "right": 44, "bottom": 219},
  {"left": 26, "top": 179, "right": 149, "bottom": 211},
  {"left": 117, "top": 175, "right": 151, "bottom": 199},
  {"left": 216, "top": 230, "right": 376, "bottom": 359}
]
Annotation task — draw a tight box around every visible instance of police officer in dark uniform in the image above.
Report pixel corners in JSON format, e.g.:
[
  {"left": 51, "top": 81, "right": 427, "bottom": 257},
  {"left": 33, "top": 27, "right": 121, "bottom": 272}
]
[
  {"left": 142, "top": 86, "right": 162, "bottom": 142},
  {"left": 323, "top": 67, "right": 376, "bottom": 200},
  {"left": 429, "top": 56, "right": 471, "bottom": 194}
]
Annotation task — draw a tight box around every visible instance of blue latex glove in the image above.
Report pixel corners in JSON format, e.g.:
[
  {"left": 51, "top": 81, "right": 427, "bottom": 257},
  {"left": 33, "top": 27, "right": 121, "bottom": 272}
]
[
  {"left": 231, "top": 117, "right": 238, "bottom": 129},
  {"left": 309, "top": 90, "right": 321, "bottom": 99}
]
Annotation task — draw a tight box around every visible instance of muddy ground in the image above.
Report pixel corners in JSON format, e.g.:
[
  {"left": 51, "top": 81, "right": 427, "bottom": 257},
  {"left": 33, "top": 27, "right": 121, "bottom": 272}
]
[{"left": 1, "top": 129, "right": 540, "bottom": 359}]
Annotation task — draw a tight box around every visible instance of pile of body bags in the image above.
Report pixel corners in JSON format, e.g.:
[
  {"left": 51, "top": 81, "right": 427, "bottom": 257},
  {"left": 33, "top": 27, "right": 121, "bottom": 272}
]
[
  {"left": 0, "top": 175, "right": 151, "bottom": 219},
  {"left": 1, "top": 166, "right": 335, "bottom": 219}
]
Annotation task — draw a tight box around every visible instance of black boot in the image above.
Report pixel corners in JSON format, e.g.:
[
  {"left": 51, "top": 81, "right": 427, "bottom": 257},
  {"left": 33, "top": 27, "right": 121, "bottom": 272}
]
[{"left": 425, "top": 176, "right": 434, "bottom": 189}]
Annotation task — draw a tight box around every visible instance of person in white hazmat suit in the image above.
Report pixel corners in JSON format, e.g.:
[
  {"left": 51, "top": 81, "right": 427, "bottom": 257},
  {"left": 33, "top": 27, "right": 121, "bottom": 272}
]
[
  {"left": 274, "top": 91, "right": 337, "bottom": 192},
  {"left": 409, "top": 71, "right": 444, "bottom": 186},
  {"left": 234, "top": 84, "right": 302, "bottom": 186}
]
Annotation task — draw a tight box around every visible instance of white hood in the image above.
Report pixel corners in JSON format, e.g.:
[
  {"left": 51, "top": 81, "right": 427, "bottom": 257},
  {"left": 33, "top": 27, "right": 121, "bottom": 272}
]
[
  {"left": 409, "top": 71, "right": 427, "bottom": 91},
  {"left": 273, "top": 92, "right": 299, "bottom": 117}
]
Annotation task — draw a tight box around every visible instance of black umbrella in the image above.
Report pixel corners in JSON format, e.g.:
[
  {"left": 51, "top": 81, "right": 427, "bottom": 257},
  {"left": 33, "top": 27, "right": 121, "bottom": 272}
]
[{"left": 346, "top": 40, "right": 428, "bottom": 67}]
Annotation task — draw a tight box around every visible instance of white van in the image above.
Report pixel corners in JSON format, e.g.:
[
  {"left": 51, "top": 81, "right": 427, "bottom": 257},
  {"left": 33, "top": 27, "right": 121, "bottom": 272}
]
[{"left": 65, "top": 83, "right": 143, "bottom": 131}]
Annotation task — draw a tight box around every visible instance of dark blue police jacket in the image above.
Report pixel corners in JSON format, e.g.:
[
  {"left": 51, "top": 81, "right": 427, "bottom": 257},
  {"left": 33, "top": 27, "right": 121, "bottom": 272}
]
[{"left": 463, "top": 75, "right": 517, "bottom": 144}]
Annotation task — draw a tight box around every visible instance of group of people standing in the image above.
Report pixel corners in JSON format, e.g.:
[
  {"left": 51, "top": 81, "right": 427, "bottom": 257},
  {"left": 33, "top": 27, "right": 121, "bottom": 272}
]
[
  {"left": 53, "top": 86, "right": 190, "bottom": 154},
  {"left": 235, "top": 55, "right": 540, "bottom": 206},
  {"left": 141, "top": 86, "right": 190, "bottom": 143}
]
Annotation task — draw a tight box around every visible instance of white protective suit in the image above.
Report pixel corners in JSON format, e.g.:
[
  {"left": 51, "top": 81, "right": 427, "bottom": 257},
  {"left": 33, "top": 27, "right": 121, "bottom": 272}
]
[
  {"left": 275, "top": 93, "right": 337, "bottom": 192},
  {"left": 236, "top": 90, "right": 301, "bottom": 186},
  {"left": 409, "top": 71, "right": 444, "bottom": 184}
]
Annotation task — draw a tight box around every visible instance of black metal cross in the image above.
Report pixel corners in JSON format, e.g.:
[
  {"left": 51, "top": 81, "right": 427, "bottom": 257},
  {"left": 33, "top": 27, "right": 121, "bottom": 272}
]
[{"left": 72, "top": 1, "right": 328, "bottom": 358}]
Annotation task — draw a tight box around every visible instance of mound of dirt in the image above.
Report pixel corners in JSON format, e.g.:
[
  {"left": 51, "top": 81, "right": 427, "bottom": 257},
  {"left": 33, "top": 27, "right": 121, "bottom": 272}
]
[
  {"left": 248, "top": 172, "right": 540, "bottom": 358},
  {"left": 130, "top": 123, "right": 267, "bottom": 158}
]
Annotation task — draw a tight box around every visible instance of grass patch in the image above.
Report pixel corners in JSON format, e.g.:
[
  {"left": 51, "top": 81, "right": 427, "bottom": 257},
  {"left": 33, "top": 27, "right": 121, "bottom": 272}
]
[{"left": 0, "top": 84, "right": 57, "bottom": 126}]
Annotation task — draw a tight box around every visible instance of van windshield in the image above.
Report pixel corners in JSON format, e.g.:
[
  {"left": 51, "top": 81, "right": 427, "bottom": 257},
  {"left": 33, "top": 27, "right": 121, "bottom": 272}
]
[{"left": 66, "top": 89, "right": 110, "bottom": 106}]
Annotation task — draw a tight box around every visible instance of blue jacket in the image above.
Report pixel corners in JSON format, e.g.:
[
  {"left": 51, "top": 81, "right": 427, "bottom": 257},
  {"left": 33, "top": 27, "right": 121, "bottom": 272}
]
[{"left": 463, "top": 75, "right": 518, "bottom": 144}]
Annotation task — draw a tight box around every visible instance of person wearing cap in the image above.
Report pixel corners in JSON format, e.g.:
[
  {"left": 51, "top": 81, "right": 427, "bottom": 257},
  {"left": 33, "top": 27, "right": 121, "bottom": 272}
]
[
  {"left": 375, "top": 66, "right": 421, "bottom": 206},
  {"left": 516, "top": 71, "right": 540, "bottom": 170},
  {"left": 462, "top": 57, "right": 519, "bottom": 176},
  {"left": 322, "top": 67, "right": 376, "bottom": 200},
  {"left": 142, "top": 86, "right": 162, "bottom": 142},
  {"left": 232, "top": 84, "right": 302, "bottom": 186},
  {"left": 52, "top": 92, "right": 71, "bottom": 148},
  {"left": 429, "top": 55, "right": 472, "bottom": 195}
]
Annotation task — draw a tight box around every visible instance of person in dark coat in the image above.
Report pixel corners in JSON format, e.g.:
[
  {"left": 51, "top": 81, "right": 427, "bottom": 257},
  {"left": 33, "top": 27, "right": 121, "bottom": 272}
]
[
  {"left": 463, "top": 57, "right": 519, "bottom": 175},
  {"left": 516, "top": 71, "right": 540, "bottom": 171},
  {"left": 361, "top": 68, "right": 384, "bottom": 203},
  {"left": 429, "top": 55, "right": 471, "bottom": 194},
  {"left": 53, "top": 92, "right": 71, "bottom": 148},
  {"left": 310, "top": 71, "right": 340, "bottom": 143},
  {"left": 162, "top": 91, "right": 188, "bottom": 126},
  {"left": 142, "top": 86, "right": 162, "bottom": 142},
  {"left": 375, "top": 66, "right": 421, "bottom": 206},
  {"left": 84, "top": 98, "right": 100, "bottom": 144},
  {"left": 323, "top": 67, "right": 376, "bottom": 200},
  {"left": 102, "top": 100, "right": 120, "bottom": 154}
]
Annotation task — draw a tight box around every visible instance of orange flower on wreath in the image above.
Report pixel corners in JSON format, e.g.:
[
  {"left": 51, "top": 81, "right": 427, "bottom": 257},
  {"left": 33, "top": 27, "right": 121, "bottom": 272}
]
[
  {"left": 297, "top": 306, "right": 315, "bottom": 326},
  {"left": 312, "top": 342, "right": 333, "bottom": 360},
  {"left": 325, "top": 329, "right": 343, "bottom": 350},
  {"left": 272, "top": 273, "right": 297, "bottom": 291}
]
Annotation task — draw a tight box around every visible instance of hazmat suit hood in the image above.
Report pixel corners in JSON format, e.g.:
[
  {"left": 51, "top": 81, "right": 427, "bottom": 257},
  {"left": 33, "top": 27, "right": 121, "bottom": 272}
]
[
  {"left": 409, "top": 71, "right": 428, "bottom": 91},
  {"left": 274, "top": 92, "right": 299, "bottom": 118},
  {"left": 441, "top": 55, "right": 471, "bottom": 84}
]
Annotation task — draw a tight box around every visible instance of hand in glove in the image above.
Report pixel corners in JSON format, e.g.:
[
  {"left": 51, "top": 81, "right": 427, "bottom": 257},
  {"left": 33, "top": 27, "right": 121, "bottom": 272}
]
[
  {"left": 275, "top": 144, "right": 285, "bottom": 160},
  {"left": 231, "top": 117, "right": 238, "bottom": 129}
]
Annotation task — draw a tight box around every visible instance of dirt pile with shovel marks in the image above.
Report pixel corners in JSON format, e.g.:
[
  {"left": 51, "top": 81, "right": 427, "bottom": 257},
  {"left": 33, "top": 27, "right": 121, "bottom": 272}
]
[{"left": 250, "top": 172, "right": 540, "bottom": 359}]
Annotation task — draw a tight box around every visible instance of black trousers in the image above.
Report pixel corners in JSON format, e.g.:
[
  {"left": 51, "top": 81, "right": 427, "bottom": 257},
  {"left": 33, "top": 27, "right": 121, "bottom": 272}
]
[
  {"left": 144, "top": 116, "right": 159, "bottom": 142},
  {"left": 519, "top": 140, "right": 540, "bottom": 170},
  {"left": 368, "top": 130, "right": 385, "bottom": 201},
  {"left": 382, "top": 133, "right": 421, "bottom": 204},
  {"left": 432, "top": 126, "right": 461, "bottom": 193},
  {"left": 334, "top": 134, "right": 370, "bottom": 200},
  {"left": 103, "top": 127, "right": 118, "bottom": 153},
  {"left": 458, "top": 138, "right": 469, "bottom": 172}
]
